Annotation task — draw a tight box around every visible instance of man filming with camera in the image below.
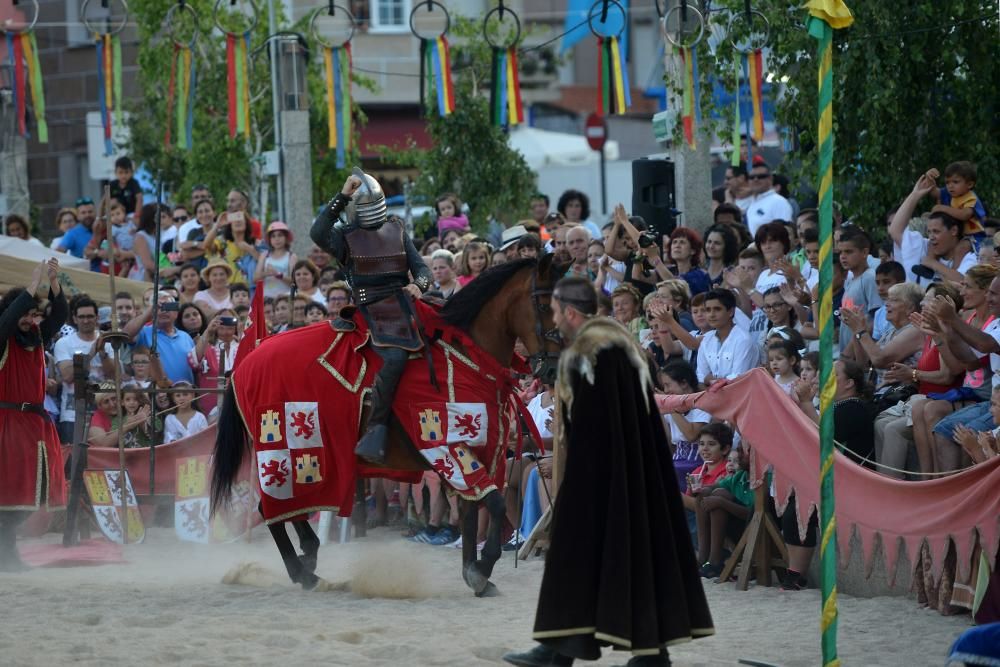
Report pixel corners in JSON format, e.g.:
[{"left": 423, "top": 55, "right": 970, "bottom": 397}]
[
  {"left": 123, "top": 293, "right": 195, "bottom": 384},
  {"left": 602, "top": 204, "right": 672, "bottom": 297}
]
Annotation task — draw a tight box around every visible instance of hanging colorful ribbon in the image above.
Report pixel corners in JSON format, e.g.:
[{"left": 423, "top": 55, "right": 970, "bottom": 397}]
[
  {"left": 94, "top": 34, "right": 121, "bottom": 154},
  {"left": 420, "top": 37, "right": 454, "bottom": 116},
  {"left": 323, "top": 44, "right": 352, "bottom": 167},
  {"left": 489, "top": 46, "right": 524, "bottom": 128},
  {"left": 165, "top": 44, "right": 196, "bottom": 150},
  {"left": 730, "top": 57, "right": 741, "bottom": 166},
  {"left": 678, "top": 46, "right": 699, "bottom": 148},
  {"left": 596, "top": 35, "right": 631, "bottom": 116},
  {"left": 6, "top": 33, "right": 26, "bottom": 138},
  {"left": 226, "top": 32, "right": 252, "bottom": 139},
  {"left": 747, "top": 48, "right": 764, "bottom": 141}
]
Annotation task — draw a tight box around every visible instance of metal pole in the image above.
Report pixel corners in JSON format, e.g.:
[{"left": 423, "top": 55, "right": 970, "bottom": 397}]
[
  {"left": 62, "top": 354, "right": 91, "bottom": 546},
  {"left": 268, "top": 0, "right": 284, "bottom": 224},
  {"left": 101, "top": 184, "right": 129, "bottom": 545},
  {"left": 599, "top": 147, "right": 607, "bottom": 218},
  {"left": 149, "top": 178, "right": 164, "bottom": 498}
]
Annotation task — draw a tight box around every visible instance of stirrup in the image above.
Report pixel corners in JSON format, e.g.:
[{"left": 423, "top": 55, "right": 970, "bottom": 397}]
[{"left": 355, "top": 424, "right": 388, "bottom": 464}]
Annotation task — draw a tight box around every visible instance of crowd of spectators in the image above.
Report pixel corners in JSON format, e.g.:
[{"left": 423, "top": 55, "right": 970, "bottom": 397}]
[{"left": 3, "top": 154, "right": 996, "bottom": 613}]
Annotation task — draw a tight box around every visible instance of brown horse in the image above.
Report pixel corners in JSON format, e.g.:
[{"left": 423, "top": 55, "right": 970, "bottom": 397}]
[{"left": 210, "top": 255, "right": 566, "bottom": 595}]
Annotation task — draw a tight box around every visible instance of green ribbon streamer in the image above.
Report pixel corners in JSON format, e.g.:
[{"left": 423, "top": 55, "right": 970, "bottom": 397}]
[
  {"left": 235, "top": 39, "right": 246, "bottom": 134},
  {"left": 341, "top": 48, "right": 351, "bottom": 150},
  {"left": 600, "top": 41, "right": 610, "bottom": 115},
  {"left": 112, "top": 35, "right": 122, "bottom": 128},
  {"left": 812, "top": 17, "right": 839, "bottom": 667},
  {"left": 731, "top": 57, "right": 741, "bottom": 166},
  {"left": 175, "top": 49, "right": 187, "bottom": 150},
  {"left": 27, "top": 32, "right": 47, "bottom": 144}
]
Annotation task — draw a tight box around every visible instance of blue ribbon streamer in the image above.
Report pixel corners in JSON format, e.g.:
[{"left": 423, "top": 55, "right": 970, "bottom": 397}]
[
  {"left": 332, "top": 47, "right": 345, "bottom": 168},
  {"left": 617, "top": 37, "right": 632, "bottom": 108},
  {"left": 430, "top": 40, "right": 446, "bottom": 116},
  {"left": 498, "top": 49, "right": 508, "bottom": 127},
  {"left": 95, "top": 38, "right": 112, "bottom": 155}
]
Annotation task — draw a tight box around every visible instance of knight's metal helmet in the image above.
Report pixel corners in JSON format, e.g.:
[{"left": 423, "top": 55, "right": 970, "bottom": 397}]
[{"left": 344, "top": 167, "right": 387, "bottom": 229}]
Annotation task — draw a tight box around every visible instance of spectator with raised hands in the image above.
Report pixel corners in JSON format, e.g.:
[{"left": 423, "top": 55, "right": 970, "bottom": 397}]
[
  {"left": 841, "top": 282, "right": 923, "bottom": 387},
  {"left": 874, "top": 283, "right": 965, "bottom": 477},
  {"left": 889, "top": 172, "right": 976, "bottom": 284},
  {"left": 202, "top": 202, "right": 261, "bottom": 284},
  {"left": 915, "top": 275, "right": 1000, "bottom": 472}
]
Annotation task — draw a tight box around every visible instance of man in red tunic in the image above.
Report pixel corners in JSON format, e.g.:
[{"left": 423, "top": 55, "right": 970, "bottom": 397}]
[{"left": 0, "top": 258, "right": 68, "bottom": 571}]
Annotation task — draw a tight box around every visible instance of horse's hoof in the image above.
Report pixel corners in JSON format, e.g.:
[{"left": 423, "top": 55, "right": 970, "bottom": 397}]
[
  {"left": 299, "top": 553, "right": 318, "bottom": 575},
  {"left": 300, "top": 572, "right": 320, "bottom": 591},
  {"left": 311, "top": 577, "right": 350, "bottom": 593},
  {"left": 475, "top": 581, "right": 499, "bottom": 598},
  {"left": 463, "top": 563, "right": 488, "bottom": 595}
]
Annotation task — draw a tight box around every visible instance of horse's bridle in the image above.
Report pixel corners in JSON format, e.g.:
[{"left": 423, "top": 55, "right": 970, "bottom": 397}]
[{"left": 527, "top": 269, "right": 563, "bottom": 386}]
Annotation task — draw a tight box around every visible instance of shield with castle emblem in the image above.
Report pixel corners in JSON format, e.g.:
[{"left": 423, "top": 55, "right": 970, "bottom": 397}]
[
  {"left": 175, "top": 456, "right": 212, "bottom": 543},
  {"left": 84, "top": 469, "right": 145, "bottom": 544},
  {"left": 175, "top": 455, "right": 259, "bottom": 544}
]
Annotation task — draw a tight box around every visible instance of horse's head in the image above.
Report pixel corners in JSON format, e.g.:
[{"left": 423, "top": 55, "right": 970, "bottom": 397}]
[{"left": 513, "top": 253, "right": 571, "bottom": 386}]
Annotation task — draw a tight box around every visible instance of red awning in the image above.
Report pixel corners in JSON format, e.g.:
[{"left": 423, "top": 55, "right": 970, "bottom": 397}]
[{"left": 358, "top": 109, "right": 432, "bottom": 157}]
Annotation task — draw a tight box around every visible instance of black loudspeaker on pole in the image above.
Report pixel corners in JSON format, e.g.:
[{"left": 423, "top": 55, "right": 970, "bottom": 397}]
[{"left": 631, "top": 158, "right": 677, "bottom": 240}]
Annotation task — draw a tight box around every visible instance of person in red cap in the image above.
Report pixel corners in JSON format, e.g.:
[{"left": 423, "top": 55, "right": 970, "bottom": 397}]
[
  {"left": 0, "top": 258, "right": 68, "bottom": 571},
  {"left": 255, "top": 221, "right": 299, "bottom": 298}
]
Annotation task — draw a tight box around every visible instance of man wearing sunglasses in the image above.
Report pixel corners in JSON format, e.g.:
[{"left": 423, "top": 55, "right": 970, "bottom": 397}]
[
  {"left": 745, "top": 162, "right": 793, "bottom": 237},
  {"left": 56, "top": 197, "right": 97, "bottom": 259}
]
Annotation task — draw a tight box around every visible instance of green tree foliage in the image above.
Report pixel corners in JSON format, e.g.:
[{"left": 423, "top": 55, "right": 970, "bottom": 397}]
[
  {"left": 127, "top": 0, "right": 365, "bottom": 211},
  {"left": 708, "top": 1, "right": 998, "bottom": 229},
  {"left": 385, "top": 15, "right": 537, "bottom": 234}
]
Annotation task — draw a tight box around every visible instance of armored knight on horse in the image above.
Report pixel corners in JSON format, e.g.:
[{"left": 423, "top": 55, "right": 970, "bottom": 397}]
[{"left": 309, "top": 170, "right": 432, "bottom": 466}]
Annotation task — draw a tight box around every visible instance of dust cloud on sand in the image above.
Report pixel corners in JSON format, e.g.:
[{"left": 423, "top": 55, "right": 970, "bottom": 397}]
[{"left": 1, "top": 526, "right": 973, "bottom": 666}]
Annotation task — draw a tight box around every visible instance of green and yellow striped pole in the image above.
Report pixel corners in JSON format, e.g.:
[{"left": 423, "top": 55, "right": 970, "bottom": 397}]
[{"left": 806, "top": 1, "right": 852, "bottom": 665}]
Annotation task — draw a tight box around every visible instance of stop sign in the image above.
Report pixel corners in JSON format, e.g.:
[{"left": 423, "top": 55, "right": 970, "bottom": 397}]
[{"left": 584, "top": 113, "right": 607, "bottom": 151}]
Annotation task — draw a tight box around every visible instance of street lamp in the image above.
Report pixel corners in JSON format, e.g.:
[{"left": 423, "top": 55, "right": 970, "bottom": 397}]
[{"left": 273, "top": 33, "right": 310, "bottom": 112}]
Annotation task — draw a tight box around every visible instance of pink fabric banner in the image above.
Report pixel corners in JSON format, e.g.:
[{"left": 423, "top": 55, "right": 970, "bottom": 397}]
[{"left": 658, "top": 368, "right": 1000, "bottom": 585}]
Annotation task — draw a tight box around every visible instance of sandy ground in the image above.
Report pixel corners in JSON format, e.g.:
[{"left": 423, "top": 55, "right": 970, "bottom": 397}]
[{"left": 0, "top": 526, "right": 971, "bottom": 667}]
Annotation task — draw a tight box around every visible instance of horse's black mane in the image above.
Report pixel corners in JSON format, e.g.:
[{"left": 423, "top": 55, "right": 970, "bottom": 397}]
[{"left": 439, "top": 257, "right": 537, "bottom": 331}]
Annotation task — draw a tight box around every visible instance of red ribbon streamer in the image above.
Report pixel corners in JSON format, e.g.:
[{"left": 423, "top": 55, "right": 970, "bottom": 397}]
[
  {"left": 164, "top": 44, "right": 179, "bottom": 148},
  {"left": 12, "top": 35, "right": 25, "bottom": 136},
  {"left": 509, "top": 47, "right": 524, "bottom": 123},
  {"left": 226, "top": 34, "right": 237, "bottom": 139},
  {"left": 440, "top": 36, "right": 456, "bottom": 113}
]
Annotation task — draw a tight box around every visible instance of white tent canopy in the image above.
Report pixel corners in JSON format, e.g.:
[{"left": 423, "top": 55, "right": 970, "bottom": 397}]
[{"left": 507, "top": 126, "right": 620, "bottom": 171}]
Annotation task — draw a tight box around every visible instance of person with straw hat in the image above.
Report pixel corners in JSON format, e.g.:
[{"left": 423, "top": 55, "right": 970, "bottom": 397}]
[{"left": 194, "top": 258, "right": 235, "bottom": 316}]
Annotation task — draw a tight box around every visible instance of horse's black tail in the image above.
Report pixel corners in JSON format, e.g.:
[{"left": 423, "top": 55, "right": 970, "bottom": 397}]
[{"left": 210, "top": 382, "right": 251, "bottom": 516}]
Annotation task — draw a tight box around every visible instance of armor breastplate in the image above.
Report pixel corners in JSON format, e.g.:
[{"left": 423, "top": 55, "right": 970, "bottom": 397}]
[{"left": 344, "top": 220, "right": 408, "bottom": 278}]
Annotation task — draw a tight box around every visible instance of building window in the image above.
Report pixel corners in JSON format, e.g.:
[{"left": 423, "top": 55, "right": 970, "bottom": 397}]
[{"left": 370, "top": 0, "right": 410, "bottom": 32}]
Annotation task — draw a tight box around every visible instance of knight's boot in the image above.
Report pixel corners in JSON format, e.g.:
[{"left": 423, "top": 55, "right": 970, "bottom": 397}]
[{"left": 355, "top": 349, "right": 408, "bottom": 465}]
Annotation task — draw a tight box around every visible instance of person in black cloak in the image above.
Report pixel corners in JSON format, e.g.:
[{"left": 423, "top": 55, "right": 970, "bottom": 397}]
[{"left": 504, "top": 276, "right": 714, "bottom": 667}]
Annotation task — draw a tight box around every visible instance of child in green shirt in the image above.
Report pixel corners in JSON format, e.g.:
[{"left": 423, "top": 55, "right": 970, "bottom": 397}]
[{"left": 694, "top": 447, "right": 755, "bottom": 579}]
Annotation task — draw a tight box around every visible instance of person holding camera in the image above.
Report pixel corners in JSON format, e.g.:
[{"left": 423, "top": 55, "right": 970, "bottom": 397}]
[{"left": 123, "top": 293, "right": 195, "bottom": 384}]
